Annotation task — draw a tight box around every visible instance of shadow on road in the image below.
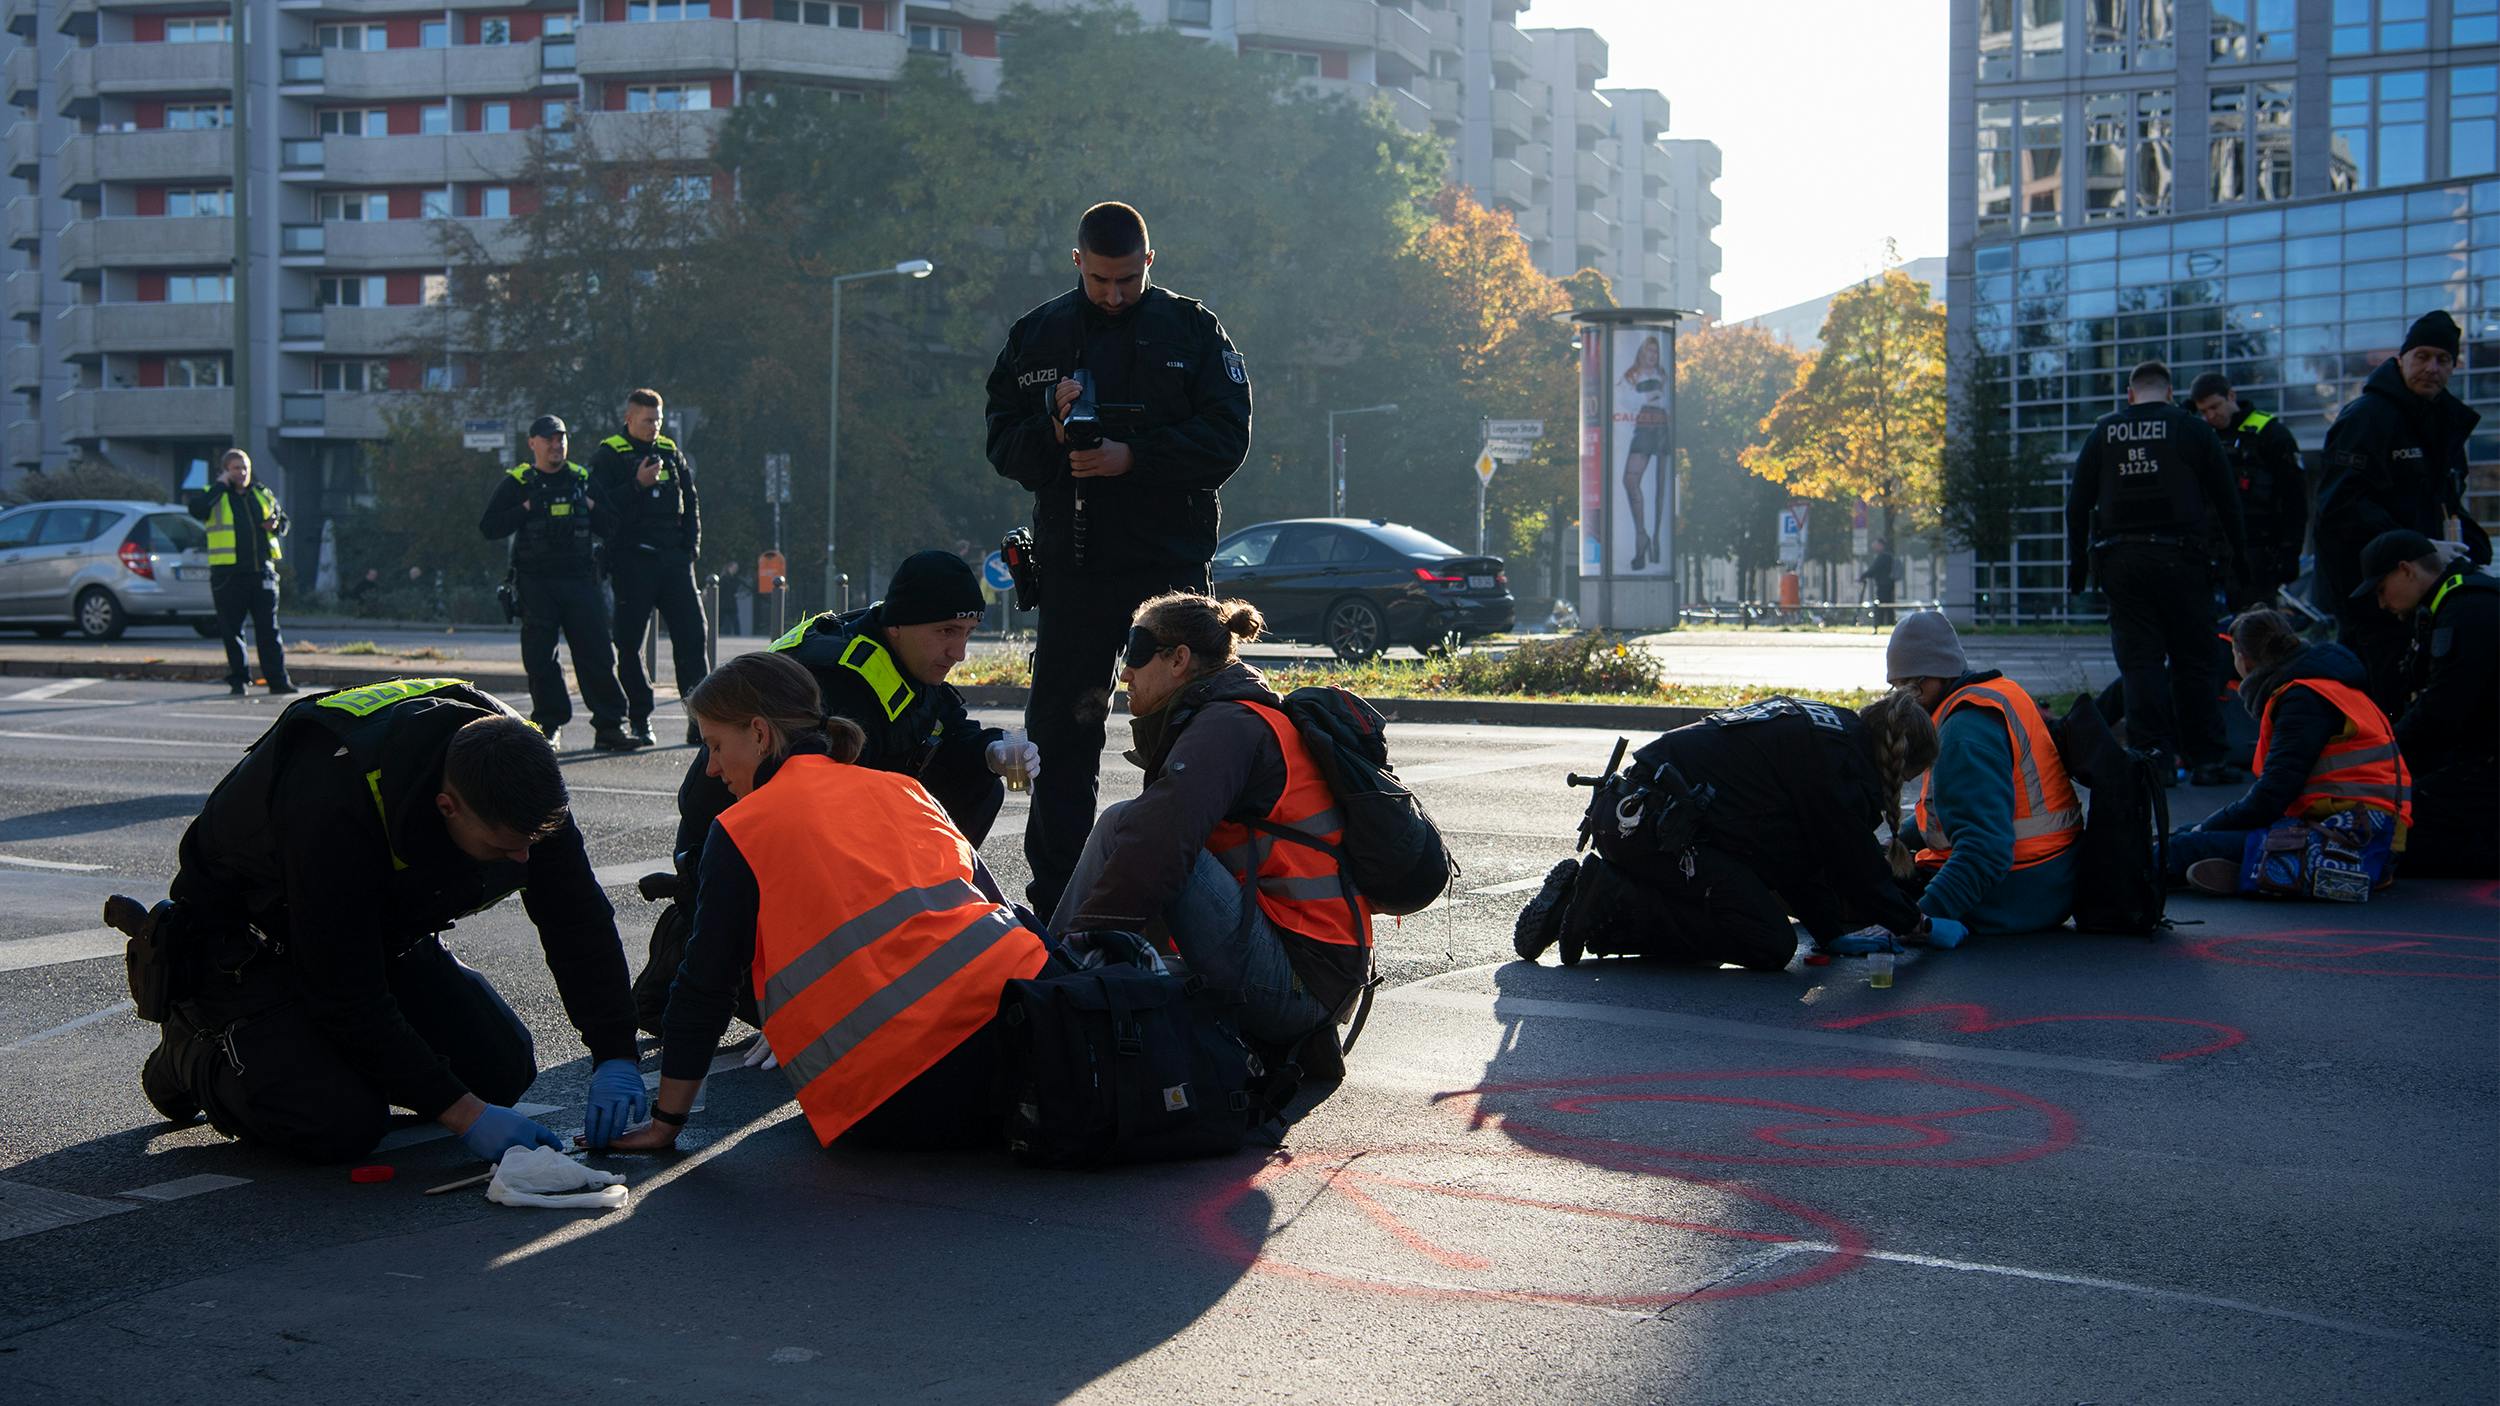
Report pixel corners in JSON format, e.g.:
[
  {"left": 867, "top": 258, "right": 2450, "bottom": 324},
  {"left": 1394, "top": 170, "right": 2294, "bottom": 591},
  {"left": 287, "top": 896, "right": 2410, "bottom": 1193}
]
[{"left": 0, "top": 793, "right": 210, "bottom": 844}]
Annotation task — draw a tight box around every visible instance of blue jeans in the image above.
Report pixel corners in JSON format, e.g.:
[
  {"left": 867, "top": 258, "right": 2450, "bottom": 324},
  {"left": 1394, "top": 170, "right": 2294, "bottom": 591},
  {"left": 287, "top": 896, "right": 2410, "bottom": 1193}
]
[{"left": 1053, "top": 802, "right": 1331, "bottom": 1046}]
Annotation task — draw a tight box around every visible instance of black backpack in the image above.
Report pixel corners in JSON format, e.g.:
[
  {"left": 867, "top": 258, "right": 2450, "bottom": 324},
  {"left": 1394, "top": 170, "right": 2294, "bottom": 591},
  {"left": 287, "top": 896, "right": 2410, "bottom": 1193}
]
[
  {"left": 1247, "top": 686, "right": 1457, "bottom": 916},
  {"left": 996, "top": 962, "right": 1293, "bottom": 1167},
  {"left": 2054, "top": 691, "right": 2171, "bottom": 936}
]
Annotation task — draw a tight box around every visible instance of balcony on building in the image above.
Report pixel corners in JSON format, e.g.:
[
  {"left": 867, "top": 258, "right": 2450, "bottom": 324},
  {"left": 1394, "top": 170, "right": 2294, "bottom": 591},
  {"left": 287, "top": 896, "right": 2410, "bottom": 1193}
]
[
  {"left": 3, "top": 197, "right": 36, "bottom": 252},
  {"left": 1576, "top": 204, "right": 1612, "bottom": 251},
  {"left": 49, "top": 0, "right": 95, "bottom": 40},
  {"left": 1573, "top": 88, "right": 1611, "bottom": 146},
  {"left": 315, "top": 303, "right": 457, "bottom": 357},
  {"left": 1645, "top": 247, "right": 1671, "bottom": 287},
  {"left": 6, "top": 417, "right": 41, "bottom": 468},
  {"left": 576, "top": 107, "right": 727, "bottom": 163},
  {"left": 578, "top": 18, "right": 743, "bottom": 78},
  {"left": 1488, "top": 155, "right": 1534, "bottom": 212},
  {"left": 57, "top": 301, "right": 235, "bottom": 360},
  {"left": 735, "top": 22, "right": 910, "bottom": 86},
  {"left": 1235, "top": 0, "right": 1378, "bottom": 52},
  {"left": 7, "top": 340, "right": 41, "bottom": 393},
  {"left": 923, "top": 0, "right": 1018, "bottom": 21},
  {"left": 4, "top": 270, "right": 40, "bottom": 322},
  {"left": 1488, "top": 85, "right": 1536, "bottom": 143},
  {"left": 1413, "top": 74, "right": 1456, "bottom": 120},
  {"left": 7, "top": 44, "right": 41, "bottom": 107},
  {"left": 5, "top": 0, "right": 37, "bottom": 40},
  {"left": 307, "top": 40, "right": 553, "bottom": 102},
  {"left": 1418, "top": 1, "right": 1455, "bottom": 60},
  {"left": 1373, "top": 2, "right": 1431, "bottom": 80},
  {"left": 1487, "top": 19, "right": 1531, "bottom": 79},
  {"left": 1574, "top": 141, "right": 1610, "bottom": 199},
  {"left": 57, "top": 214, "right": 232, "bottom": 280},
  {"left": 7, "top": 120, "right": 39, "bottom": 181},
  {"left": 949, "top": 52, "right": 1001, "bottom": 99},
  {"left": 278, "top": 390, "right": 396, "bottom": 440},
  {"left": 56, "top": 40, "right": 234, "bottom": 120},
  {"left": 1543, "top": 26, "right": 1604, "bottom": 89},
  {"left": 284, "top": 131, "right": 535, "bottom": 187},
  {"left": 1381, "top": 84, "right": 1430, "bottom": 133},
  {"left": 59, "top": 386, "right": 232, "bottom": 443},
  {"left": 1609, "top": 86, "right": 1666, "bottom": 144},
  {"left": 303, "top": 214, "right": 519, "bottom": 271},
  {"left": 59, "top": 128, "right": 232, "bottom": 197}
]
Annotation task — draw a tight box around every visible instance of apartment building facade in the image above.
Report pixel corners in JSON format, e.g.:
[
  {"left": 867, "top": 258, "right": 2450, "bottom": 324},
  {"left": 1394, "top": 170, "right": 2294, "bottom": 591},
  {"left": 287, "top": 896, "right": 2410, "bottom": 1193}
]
[
  {"left": 3, "top": 0, "right": 1719, "bottom": 506},
  {"left": 1946, "top": 0, "right": 2497, "bottom": 619}
]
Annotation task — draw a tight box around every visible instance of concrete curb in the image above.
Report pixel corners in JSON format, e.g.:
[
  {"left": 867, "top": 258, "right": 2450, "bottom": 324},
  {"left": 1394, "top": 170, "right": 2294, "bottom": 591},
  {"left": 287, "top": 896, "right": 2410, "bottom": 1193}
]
[{"left": 0, "top": 655, "right": 1713, "bottom": 732}]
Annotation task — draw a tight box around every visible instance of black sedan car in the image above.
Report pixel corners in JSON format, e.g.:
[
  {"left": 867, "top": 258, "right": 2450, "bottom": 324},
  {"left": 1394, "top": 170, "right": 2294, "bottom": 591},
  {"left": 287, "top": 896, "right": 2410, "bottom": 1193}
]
[{"left": 1210, "top": 518, "right": 1515, "bottom": 662}]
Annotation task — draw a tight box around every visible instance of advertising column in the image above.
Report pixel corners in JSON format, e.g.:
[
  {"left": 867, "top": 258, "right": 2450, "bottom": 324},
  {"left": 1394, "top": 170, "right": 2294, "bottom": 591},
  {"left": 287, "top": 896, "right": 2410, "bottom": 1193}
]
[{"left": 1566, "top": 308, "right": 1688, "bottom": 631}]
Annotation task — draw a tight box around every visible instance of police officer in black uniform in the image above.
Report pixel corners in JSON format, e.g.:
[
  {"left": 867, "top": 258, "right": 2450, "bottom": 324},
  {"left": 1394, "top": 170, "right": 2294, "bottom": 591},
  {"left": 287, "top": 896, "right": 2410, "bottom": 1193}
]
[
  {"left": 2188, "top": 371, "right": 2308, "bottom": 611},
  {"left": 2316, "top": 310, "right": 2490, "bottom": 714},
  {"left": 585, "top": 387, "right": 708, "bottom": 746},
  {"left": 983, "top": 201, "right": 1251, "bottom": 916},
  {"left": 2351, "top": 528, "right": 2498, "bottom": 879},
  {"left": 2067, "top": 360, "right": 2247, "bottom": 783},
  {"left": 478, "top": 415, "right": 636, "bottom": 752},
  {"left": 630, "top": 551, "right": 1039, "bottom": 1032},
  {"left": 107, "top": 679, "right": 649, "bottom": 1163}
]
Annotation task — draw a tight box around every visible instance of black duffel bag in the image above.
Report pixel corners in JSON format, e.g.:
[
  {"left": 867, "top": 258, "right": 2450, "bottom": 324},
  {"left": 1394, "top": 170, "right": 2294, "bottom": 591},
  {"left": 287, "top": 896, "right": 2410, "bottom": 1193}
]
[{"left": 997, "top": 958, "right": 1292, "bottom": 1168}]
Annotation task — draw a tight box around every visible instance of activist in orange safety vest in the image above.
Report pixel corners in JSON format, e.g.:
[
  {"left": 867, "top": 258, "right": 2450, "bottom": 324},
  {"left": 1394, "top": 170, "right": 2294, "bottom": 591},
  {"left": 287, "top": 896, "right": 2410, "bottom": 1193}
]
[
  {"left": 1056, "top": 592, "right": 1363, "bottom": 1064},
  {"left": 2173, "top": 609, "right": 2410, "bottom": 899},
  {"left": 614, "top": 652, "right": 1048, "bottom": 1152},
  {"left": 1886, "top": 612, "right": 2083, "bottom": 941}
]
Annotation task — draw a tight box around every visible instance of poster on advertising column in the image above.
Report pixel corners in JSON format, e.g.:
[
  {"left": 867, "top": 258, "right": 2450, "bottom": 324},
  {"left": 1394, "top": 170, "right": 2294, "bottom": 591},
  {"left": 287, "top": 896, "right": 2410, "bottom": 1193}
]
[{"left": 1610, "top": 328, "right": 1673, "bottom": 576}]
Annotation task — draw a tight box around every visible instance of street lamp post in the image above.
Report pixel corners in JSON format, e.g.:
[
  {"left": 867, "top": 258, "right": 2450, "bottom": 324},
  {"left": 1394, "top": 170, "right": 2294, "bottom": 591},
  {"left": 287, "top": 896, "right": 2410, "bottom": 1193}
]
[
  {"left": 828, "top": 257, "right": 935, "bottom": 612},
  {"left": 1324, "top": 402, "right": 1398, "bottom": 517}
]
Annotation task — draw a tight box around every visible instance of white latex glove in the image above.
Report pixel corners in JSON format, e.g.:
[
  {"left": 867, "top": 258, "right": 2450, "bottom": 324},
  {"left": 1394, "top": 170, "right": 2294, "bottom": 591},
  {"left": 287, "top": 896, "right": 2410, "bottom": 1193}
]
[
  {"left": 741, "top": 1036, "right": 778, "bottom": 1071},
  {"left": 985, "top": 737, "right": 1042, "bottom": 780}
]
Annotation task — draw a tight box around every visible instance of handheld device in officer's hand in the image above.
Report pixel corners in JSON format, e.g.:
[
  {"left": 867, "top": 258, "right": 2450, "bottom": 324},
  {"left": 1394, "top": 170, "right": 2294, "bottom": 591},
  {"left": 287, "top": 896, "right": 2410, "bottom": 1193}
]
[{"left": 1063, "top": 370, "right": 1102, "bottom": 450}]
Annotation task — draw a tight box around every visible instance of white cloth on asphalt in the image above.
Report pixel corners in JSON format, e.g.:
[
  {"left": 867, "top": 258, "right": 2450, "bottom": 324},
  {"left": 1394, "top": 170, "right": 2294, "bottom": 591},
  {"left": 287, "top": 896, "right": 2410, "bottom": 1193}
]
[{"left": 486, "top": 1146, "right": 628, "bottom": 1210}]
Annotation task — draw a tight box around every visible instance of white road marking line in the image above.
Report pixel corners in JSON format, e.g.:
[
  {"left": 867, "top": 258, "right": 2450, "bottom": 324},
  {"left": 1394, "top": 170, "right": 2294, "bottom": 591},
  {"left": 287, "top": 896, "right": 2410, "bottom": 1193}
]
[
  {"left": 567, "top": 785, "right": 680, "bottom": 797},
  {"left": 1467, "top": 876, "right": 1549, "bottom": 896},
  {"left": 1748, "top": 1242, "right": 2486, "bottom": 1353},
  {"left": 0, "top": 853, "right": 108, "bottom": 872},
  {"left": 119, "top": 1174, "right": 250, "bottom": 1203},
  {"left": 1377, "top": 984, "right": 2173, "bottom": 1081},
  {"left": 0, "top": 928, "right": 124, "bottom": 974},
  {"left": 0, "top": 1179, "right": 137, "bottom": 1243},
  {"left": 0, "top": 729, "right": 237, "bottom": 751},
  {"left": 1, "top": 679, "right": 98, "bottom": 702},
  {"left": 372, "top": 1101, "right": 565, "bottom": 1153},
  {"left": 1, "top": 999, "right": 135, "bottom": 1053}
]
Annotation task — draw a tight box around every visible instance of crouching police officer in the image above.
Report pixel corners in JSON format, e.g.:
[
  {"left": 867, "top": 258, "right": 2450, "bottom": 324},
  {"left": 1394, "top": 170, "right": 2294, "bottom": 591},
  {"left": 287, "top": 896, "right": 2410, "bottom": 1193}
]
[
  {"left": 479, "top": 415, "right": 637, "bottom": 752},
  {"left": 2352, "top": 528, "right": 2498, "bottom": 878},
  {"left": 632, "top": 552, "right": 1041, "bottom": 1031},
  {"left": 108, "top": 678, "right": 648, "bottom": 1163}
]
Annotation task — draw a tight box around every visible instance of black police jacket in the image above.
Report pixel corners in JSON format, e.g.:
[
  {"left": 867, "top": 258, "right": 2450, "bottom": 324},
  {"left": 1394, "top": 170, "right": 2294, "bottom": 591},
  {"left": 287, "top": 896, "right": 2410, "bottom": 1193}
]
[
  {"left": 584, "top": 429, "right": 700, "bottom": 561},
  {"left": 2221, "top": 407, "right": 2308, "bottom": 581},
  {"left": 2317, "top": 358, "right": 2486, "bottom": 605},
  {"left": 2065, "top": 399, "right": 2245, "bottom": 587},
  {"left": 2397, "top": 566, "right": 2498, "bottom": 770},
  {"left": 1630, "top": 696, "right": 1926, "bottom": 941},
  {"left": 478, "top": 460, "right": 614, "bottom": 577},
  {"left": 984, "top": 284, "right": 1251, "bottom": 573},
  {"left": 166, "top": 679, "right": 639, "bottom": 1120},
  {"left": 672, "top": 606, "right": 1000, "bottom": 866}
]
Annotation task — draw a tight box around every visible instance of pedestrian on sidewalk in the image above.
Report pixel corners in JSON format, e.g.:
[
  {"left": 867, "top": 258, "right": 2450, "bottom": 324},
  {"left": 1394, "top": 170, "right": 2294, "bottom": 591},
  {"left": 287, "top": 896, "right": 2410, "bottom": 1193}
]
[
  {"left": 478, "top": 415, "right": 637, "bottom": 753},
  {"left": 1885, "top": 611, "right": 2079, "bottom": 939},
  {"left": 187, "top": 448, "right": 294, "bottom": 697},
  {"left": 2170, "top": 608, "right": 2409, "bottom": 899}
]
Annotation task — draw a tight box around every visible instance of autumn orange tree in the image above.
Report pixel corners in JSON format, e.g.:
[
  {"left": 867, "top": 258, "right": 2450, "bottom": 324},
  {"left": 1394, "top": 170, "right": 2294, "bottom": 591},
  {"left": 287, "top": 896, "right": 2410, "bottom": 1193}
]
[
  {"left": 1742, "top": 268, "right": 1946, "bottom": 543},
  {"left": 1676, "top": 323, "right": 1803, "bottom": 594}
]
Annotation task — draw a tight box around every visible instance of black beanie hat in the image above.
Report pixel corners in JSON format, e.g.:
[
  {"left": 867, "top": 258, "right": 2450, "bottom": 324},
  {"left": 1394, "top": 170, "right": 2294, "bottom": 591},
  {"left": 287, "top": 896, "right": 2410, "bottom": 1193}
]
[
  {"left": 879, "top": 550, "right": 985, "bottom": 627},
  {"left": 2401, "top": 309, "right": 2461, "bottom": 358}
]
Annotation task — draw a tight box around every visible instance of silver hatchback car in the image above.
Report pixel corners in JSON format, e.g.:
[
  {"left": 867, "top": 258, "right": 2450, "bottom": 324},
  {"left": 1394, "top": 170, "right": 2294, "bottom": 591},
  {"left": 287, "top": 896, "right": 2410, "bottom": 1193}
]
[{"left": 0, "top": 499, "right": 218, "bottom": 640}]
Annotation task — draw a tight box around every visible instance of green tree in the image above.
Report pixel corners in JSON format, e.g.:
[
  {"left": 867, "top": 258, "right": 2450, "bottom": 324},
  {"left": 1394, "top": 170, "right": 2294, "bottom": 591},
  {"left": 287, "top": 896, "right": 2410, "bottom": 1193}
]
[
  {"left": 1940, "top": 335, "right": 2038, "bottom": 622},
  {"left": 334, "top": 402, "right": 513, "bottom": 618},
  {"left": 1674, "top": 323, "right": 1802, "bottom": 598},
  {"left": 1742, "top": 268, "right": 1947, "bottom": 544}
]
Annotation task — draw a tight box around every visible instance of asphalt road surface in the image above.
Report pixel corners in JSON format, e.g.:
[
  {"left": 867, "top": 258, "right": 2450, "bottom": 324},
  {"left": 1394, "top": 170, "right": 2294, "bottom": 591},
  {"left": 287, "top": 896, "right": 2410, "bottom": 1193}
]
[{"left": 0, "top": 678, "right": 2489, "bottom": 1403}]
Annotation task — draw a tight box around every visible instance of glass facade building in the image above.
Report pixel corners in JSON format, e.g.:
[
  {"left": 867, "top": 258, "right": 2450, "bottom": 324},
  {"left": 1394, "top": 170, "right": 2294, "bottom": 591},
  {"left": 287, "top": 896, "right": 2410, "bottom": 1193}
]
[{"left": 1948, "top": 0, "right": 2498, "bottom": 619}]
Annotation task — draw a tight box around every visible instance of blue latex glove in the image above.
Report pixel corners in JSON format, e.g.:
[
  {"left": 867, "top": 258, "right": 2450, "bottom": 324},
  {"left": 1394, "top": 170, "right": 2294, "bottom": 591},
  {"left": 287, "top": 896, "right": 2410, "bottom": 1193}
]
[
  {"left": 1923, "top": 917, "right": 1971, "bottom": 950},
  {"left": 460, "top": 1103, "right": 565, "bottom": 1163},
  {"left": 582, "top": 1059, "right": 650, "bottom": 1150}
]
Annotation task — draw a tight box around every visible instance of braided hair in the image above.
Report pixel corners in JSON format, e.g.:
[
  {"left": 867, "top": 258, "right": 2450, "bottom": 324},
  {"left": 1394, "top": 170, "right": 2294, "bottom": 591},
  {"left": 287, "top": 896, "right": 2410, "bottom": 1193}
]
[{"left": 1858, "top": 686, "right": 1942, "bottom": 878}]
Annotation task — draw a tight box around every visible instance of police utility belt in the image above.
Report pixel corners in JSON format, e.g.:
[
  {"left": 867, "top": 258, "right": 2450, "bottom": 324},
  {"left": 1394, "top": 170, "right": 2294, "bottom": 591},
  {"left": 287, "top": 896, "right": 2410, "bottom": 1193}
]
[
  {"left": 1582, "top": 757, "right": 1717, "bottom": 878},
  {"left": 2091, "top": 532, "right": 2197, "bottom": 551}
]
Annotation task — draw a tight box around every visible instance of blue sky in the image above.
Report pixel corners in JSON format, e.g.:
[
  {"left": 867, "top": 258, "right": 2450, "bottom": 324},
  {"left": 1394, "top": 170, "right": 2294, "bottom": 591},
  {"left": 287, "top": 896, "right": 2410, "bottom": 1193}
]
[{"left": 1526, "top": 0, "right": 1950, "bottom": 320}]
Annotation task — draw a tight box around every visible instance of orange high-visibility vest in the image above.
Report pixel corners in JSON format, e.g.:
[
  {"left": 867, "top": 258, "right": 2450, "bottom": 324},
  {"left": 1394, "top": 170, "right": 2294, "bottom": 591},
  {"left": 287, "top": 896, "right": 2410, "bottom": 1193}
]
[
  {"left": 717, "top": 753, "right": 1047, "bottom": 1147},
  {"left": 1202, "top": 702, "right": 1371, "bottom": 951},
  {"left": 1915, "top": 676, "right": 2085, "bottom": 871},
  {"left": 2253, "top": 678, "right": 2413, "bottom": 833}
]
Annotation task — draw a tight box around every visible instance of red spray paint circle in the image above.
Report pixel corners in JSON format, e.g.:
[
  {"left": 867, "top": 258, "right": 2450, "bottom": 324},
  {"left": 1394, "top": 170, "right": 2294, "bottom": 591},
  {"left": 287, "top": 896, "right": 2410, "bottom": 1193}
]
[{"left": 2178, "top": 928, "right": 2500, "bottom": 981}]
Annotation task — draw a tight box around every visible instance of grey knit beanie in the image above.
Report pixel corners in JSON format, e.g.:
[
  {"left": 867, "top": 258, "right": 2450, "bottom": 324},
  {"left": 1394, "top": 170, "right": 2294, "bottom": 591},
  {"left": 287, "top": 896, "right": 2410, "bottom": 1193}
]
[{"left": 1886, "top": 611, "right": 1968, "bottom": 683}]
